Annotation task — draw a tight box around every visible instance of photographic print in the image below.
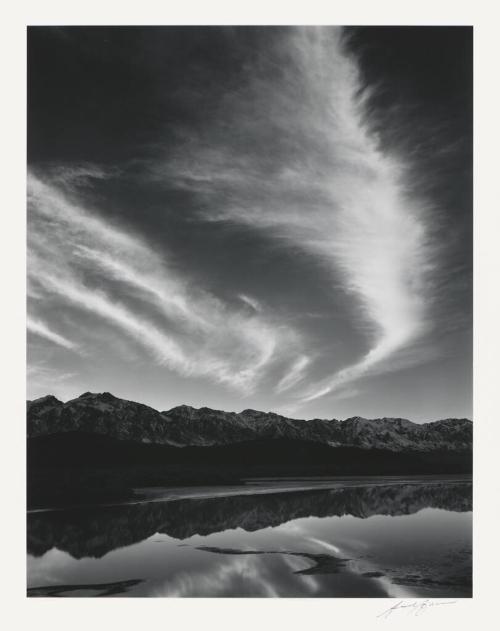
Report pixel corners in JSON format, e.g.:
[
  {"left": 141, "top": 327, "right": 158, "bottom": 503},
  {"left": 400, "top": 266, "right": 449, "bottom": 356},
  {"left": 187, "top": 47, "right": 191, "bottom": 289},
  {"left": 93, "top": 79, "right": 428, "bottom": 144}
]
[{"left": 26, "top": 25, "right": 472, "bottom": 598}]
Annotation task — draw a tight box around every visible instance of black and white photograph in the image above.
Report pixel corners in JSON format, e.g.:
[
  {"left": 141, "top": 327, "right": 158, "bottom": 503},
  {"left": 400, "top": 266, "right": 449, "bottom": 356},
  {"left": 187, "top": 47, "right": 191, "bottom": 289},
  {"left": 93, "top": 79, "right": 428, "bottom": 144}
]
[{"left": 26, "top": 24, "right": 473, "bottom": 599}]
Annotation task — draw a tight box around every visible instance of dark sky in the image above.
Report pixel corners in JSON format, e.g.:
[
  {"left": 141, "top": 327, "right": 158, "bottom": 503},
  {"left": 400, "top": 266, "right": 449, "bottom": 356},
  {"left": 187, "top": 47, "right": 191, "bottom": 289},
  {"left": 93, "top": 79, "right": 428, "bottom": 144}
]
[{"left": 27, "top": 26, "right": 472, "bottom": 421}]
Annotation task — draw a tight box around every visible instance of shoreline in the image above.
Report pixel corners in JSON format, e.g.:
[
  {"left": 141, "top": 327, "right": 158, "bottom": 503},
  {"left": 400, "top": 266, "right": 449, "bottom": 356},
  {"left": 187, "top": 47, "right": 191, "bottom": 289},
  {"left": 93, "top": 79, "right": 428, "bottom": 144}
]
[{"left": 28, "top": 473, "right": 472, "bottom": 514}]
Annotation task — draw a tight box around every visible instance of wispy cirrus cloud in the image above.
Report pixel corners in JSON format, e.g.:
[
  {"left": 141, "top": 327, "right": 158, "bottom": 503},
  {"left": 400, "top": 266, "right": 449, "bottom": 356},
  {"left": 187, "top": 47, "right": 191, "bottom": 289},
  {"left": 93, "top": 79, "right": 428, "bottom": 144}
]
[
  {"left": 156, "top": 27, "right": 436, "bottom": 402},
  {"left": 276, "top": 355, "right": 312, "bottom": 394},
  {"left": 27, "top": 170, "right": 303, "bottom": 394},
  {"left": 238, "top": 294, "right": 262, "bottom": 313},
  {"left": 27, "top": 316, "right": 79, "bottom": 352},
  {"left": 27, "top": 361, "right": 78, "bottom": 402}
]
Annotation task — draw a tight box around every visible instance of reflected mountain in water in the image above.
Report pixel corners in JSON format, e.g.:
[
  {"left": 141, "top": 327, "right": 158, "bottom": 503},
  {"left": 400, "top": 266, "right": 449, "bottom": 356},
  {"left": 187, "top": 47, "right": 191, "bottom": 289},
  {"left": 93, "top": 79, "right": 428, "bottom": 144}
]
[{"left": 28, "top": 481, "right": 471, "bottom": 560}]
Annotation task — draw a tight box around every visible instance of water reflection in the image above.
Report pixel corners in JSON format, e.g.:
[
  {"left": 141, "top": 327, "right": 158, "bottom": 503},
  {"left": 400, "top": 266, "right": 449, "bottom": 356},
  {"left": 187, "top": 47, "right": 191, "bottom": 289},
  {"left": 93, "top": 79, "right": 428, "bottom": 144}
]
[
  {"left": 28, "top": 481, "right": 471, "bottom": 558},
  {"left": 27, "top": 480, "right": 472, "bottom": 598}
]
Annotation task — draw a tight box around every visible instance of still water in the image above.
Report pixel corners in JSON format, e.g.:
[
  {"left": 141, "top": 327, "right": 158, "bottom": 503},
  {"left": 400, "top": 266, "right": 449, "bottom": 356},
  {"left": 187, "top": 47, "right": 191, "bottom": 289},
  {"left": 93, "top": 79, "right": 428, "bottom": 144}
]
[{"left": 27, "top": 477, "right": 472, "bottom": 597}]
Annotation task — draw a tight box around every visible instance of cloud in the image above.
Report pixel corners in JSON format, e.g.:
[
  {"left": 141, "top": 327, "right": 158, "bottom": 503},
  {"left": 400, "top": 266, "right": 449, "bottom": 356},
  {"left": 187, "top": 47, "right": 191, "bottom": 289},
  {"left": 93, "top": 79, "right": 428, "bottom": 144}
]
[
  {"left": 238, "top": 294, "right": 262, "bottom": 313},
  {"left": 27, "top": 316, "right": 79, "bottom": 352},
  {"left": 276, "top": 355, "right": 311, "bottom": 393},
  {"left": 158, "top": 27, "right": 436, "bottom": 401},
  {"left": 45, "top": 163, "right": 121, "bottom": 189},
  {"left": 27, "top": 170, "right": 302, "bottom": 393},
  {"left": 27, "top": 362, "right": 78, "bottom": 402}
]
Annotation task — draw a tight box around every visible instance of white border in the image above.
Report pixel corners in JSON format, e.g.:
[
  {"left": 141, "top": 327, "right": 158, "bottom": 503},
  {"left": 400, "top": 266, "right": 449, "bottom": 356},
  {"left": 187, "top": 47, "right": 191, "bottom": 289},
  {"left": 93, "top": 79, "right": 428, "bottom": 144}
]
[{"left": 1, "top": 1, "right": 499, "bottom": 629}]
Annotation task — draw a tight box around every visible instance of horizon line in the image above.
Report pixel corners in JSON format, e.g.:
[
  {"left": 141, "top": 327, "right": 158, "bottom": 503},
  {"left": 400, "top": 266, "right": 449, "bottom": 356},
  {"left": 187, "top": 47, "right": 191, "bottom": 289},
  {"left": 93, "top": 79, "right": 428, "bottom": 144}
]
[{"left": 27, "top": 391, "right": 473, "bottom": 425}]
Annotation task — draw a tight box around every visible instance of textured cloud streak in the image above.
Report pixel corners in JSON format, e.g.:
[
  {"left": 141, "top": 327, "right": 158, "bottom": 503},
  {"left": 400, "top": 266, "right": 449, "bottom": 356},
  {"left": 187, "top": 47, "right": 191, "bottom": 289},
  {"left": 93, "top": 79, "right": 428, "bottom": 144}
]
[
  {"left": 27, "top": 171, "right": 299, "bottom": 393},
  {"left": 164, "top": 27, "right": 434, "bottom": 401},
  {"left": 276, "top": 355, "right": 311, "bottom": 393},
  {"left": 27, "top": 317, "right": 78, "bottom": 352}
]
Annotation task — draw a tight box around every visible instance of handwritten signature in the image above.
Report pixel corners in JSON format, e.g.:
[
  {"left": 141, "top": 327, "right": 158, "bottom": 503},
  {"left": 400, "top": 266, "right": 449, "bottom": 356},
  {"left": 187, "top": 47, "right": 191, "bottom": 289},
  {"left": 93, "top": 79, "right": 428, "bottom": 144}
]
[{"left": 377, "top": 599, "right": 457, "bottom": 619}]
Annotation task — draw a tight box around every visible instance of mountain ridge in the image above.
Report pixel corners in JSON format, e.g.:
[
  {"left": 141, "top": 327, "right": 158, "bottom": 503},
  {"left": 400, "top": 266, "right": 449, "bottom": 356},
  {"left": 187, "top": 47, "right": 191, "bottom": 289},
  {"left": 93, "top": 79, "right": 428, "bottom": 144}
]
[{"left": 27, "top": 392, "right": 472, "bottom": 453}]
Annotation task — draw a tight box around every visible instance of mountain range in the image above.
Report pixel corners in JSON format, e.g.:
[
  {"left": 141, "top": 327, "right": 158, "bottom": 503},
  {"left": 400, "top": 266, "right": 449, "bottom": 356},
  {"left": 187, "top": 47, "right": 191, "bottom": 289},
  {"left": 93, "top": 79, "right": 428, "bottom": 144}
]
[{"left": 27, "top": 391, "right": 472, "bottom": 453}]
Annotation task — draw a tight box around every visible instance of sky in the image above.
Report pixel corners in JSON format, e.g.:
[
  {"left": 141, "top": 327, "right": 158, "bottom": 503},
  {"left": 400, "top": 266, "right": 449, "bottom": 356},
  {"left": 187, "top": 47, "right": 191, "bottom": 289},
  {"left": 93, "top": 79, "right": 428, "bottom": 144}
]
[{"left": 27, "top": 26, "right": 472, "bottom": 421}]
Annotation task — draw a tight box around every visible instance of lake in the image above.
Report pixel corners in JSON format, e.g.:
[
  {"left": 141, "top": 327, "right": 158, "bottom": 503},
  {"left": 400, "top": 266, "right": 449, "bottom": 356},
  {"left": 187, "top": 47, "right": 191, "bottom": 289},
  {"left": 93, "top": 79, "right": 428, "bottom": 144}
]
[{"left": 27, "top": 476, "right": 472, "bottom": 597}]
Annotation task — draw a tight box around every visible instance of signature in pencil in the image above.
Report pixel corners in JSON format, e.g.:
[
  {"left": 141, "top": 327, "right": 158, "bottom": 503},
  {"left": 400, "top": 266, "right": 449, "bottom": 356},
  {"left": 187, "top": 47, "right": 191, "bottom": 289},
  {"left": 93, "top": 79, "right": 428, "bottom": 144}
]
[{"left": 377, "top": 599, "right": 457, "bottom": 619}]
